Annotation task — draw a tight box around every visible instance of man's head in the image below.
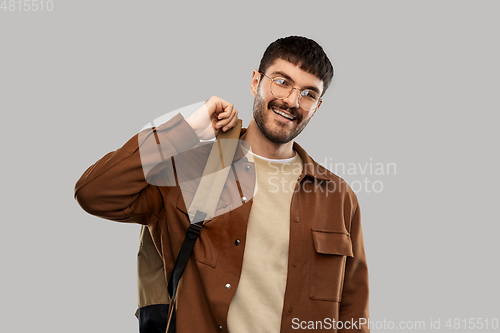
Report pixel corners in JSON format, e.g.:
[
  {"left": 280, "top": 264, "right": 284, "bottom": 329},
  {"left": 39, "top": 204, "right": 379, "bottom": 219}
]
[
  {"left": 258, "top": 36, "right": 334, "bottom": 96},
  {"left": 250, "top": 36, "right": 334, "bottom": 144}
]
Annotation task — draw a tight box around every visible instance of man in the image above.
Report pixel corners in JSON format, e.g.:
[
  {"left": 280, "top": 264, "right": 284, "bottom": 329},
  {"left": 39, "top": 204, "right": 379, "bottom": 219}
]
[{"left": 75, "top": 36, "right": 369, "bottom": 332}]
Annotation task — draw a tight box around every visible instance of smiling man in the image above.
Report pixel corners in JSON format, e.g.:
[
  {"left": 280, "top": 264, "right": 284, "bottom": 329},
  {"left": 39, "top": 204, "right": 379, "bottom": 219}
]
[
  {"left": 75, "top": 36, "right": 369, "bottom": 333},
  {"left": 247, "top": 58, "right": 323, "bottom": 151}
]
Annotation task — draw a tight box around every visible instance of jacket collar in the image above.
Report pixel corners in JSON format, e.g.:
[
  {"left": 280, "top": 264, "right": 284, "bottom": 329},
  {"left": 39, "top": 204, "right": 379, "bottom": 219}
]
[{"left": 236, "top": 128, "right": 331, "bottom": 181}]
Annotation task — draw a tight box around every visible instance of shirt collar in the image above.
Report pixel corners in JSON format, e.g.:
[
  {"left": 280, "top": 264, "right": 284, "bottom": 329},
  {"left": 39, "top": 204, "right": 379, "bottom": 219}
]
[{"left": 236, "top": 128, "right": 331, "bottom": 181}]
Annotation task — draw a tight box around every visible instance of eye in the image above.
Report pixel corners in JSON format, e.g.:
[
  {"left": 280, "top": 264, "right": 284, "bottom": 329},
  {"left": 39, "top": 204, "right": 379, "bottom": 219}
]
[
  {"left": 274, "top": 78, "right": 290, "bottom": 87},
  {"left": 301, "top": 89, "right": 318, "bottom": 100}
]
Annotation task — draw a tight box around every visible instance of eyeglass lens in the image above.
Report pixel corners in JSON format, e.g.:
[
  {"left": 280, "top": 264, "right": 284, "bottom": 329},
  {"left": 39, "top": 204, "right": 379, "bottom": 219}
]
[{"left": 270, "top": 78, "right": 319, "bottom": 111}]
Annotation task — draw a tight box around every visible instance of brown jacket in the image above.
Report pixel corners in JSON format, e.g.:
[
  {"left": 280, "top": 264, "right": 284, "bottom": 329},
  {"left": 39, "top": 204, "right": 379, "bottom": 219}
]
[{"left": 74, "top": 114, "right": 370, "bottom": 332}]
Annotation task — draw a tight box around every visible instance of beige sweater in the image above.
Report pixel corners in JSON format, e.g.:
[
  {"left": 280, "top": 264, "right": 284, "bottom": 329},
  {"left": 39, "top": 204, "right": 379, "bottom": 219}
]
[{"left": 227, "top": 150, "right": 303, "bottom": 333}]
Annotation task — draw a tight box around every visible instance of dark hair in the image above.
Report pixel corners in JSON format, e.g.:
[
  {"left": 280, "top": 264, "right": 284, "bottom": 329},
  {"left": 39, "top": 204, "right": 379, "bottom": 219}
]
[{"left": 258, "top": 36, "right": 334, "bottom": 96}]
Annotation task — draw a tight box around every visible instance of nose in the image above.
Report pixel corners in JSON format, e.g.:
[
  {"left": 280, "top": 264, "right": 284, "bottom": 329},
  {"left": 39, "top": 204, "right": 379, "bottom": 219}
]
[{"left": 282, "top": 88, "right": 300, "bottom": 109}]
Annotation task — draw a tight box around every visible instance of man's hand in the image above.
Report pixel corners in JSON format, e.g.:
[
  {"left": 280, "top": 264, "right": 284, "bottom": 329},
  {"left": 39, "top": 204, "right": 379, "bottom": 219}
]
[{"left": 185, "top": 96, "right": 239, "bottom": 140}]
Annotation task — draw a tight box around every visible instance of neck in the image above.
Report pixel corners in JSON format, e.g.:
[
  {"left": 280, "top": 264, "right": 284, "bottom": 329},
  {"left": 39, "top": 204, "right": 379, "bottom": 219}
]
[{"left": 244, "top": 119, "right": 295, "bottom": 159}]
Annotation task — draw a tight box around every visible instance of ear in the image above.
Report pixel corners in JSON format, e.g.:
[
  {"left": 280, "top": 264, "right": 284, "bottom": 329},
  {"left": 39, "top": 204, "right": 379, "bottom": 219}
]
[{"left": 250, "top": 69, "right": 261, "bottom": 97}]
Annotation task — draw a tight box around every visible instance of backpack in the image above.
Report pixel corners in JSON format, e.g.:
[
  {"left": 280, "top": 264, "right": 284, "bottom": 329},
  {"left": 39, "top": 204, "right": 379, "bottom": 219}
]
[{"left": 136, "top": 120, "right": 243, "bottom": 332}]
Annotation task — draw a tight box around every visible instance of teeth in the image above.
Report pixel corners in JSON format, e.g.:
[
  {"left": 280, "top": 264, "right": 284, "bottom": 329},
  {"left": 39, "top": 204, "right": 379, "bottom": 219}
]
[{"left": 272, "top": 108, "right": 295, "bottom": 120}]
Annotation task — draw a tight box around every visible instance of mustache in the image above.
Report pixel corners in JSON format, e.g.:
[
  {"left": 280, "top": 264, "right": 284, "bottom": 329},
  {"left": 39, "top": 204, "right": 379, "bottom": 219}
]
[{"left": 268, "top": 101, "right": 302, "bottom": 121}]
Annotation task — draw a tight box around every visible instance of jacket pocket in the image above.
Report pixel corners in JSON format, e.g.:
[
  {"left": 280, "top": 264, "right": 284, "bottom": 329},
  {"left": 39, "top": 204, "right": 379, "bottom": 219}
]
[
  {"left": 175, "top": 188, "right": 231, "bottom": 222},
  {"left": 309, "top": 230, "right": 354, "bottom": 302}
]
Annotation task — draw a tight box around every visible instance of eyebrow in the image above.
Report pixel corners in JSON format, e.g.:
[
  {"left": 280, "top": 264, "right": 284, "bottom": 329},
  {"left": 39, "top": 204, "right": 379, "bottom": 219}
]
[{"left": 269, "top": 70, "right": 322, "bottom": 95}]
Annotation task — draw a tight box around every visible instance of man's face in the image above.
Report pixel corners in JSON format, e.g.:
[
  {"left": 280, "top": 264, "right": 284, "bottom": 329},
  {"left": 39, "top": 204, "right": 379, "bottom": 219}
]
[{"left": 251, "top": 59, "right": 323, "bottom": 144}]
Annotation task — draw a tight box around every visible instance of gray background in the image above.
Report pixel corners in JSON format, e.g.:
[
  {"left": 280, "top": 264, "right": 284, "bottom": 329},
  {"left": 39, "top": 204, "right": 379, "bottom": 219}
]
[{"left": 1, "top": 0, "right": 499, "bottom": 332}]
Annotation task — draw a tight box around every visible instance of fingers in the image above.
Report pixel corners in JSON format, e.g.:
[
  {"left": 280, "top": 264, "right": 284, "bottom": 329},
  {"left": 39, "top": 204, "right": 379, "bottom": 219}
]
[
  {"left": 210, "top": 96, "right": 238, "bottom": 132},
  {"left": 207, "top": 96, "right": 231, "bottom": 117},
  {"left": 217, "top": 108, "right": 238, "bottom": 131}
]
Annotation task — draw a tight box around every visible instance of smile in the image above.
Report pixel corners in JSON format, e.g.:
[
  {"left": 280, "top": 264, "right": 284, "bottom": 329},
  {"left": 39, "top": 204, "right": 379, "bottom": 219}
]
[{"left": 272, "top": 108, "right": 296, "bottom": 121}]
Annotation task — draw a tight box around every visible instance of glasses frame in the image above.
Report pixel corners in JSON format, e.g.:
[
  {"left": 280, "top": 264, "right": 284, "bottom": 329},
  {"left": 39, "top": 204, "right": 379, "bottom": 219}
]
[{"left": 259, "top": 72, "right": 322, "bottom": 112}]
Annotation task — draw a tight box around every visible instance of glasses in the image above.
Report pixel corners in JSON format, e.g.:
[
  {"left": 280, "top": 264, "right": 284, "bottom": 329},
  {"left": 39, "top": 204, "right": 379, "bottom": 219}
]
[{"left": 259, "top": 72, "right": 322, "bottom": 112}]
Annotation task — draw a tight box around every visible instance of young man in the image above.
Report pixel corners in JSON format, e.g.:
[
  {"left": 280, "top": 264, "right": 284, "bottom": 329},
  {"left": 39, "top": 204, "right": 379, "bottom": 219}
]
[{"left": 75, "top": 36, "right": 369, "bottom": 332}]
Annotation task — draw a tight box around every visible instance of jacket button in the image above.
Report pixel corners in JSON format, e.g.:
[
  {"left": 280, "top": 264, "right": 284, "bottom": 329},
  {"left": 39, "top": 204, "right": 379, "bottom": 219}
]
[
  {"left": 294, "top": 216, "right": 300, "bottom": 223},
  {"left": 235, "top": 239, "right": 241, "bottom": 245},
  {"left": 219, "top": 325, "right": 223, "bottom": 330},
  {"left": 292, "top": 262, "right": 298, "bottom": 268},
  {"left": 288, "top": 306, "right": 293, "bottom": 313},
  {"left": 241, "top": 196, "right": 247, "bottom": 202},
  {"left": 225, "top": 283, "right": 231, "bottom": 289},
  {"left": 245, "top": 165, "right": 251, "bottom": 171}
]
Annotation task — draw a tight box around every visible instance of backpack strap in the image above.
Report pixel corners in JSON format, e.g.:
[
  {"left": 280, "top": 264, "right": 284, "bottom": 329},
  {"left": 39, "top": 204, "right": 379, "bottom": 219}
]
[{"left": 165, "top": 120, "right": 242, "bottom": 332}]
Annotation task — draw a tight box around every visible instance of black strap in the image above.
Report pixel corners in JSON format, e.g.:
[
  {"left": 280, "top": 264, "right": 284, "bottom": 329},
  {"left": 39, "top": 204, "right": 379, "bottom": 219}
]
[{"left": 166, "top": 210, "right": 206, "bottom": 332}]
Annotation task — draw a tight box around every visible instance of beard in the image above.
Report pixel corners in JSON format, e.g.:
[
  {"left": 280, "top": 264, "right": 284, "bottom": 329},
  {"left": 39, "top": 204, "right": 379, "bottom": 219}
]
[{"left": 252, "top": 90, "right": 312, "bottom": 144}]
